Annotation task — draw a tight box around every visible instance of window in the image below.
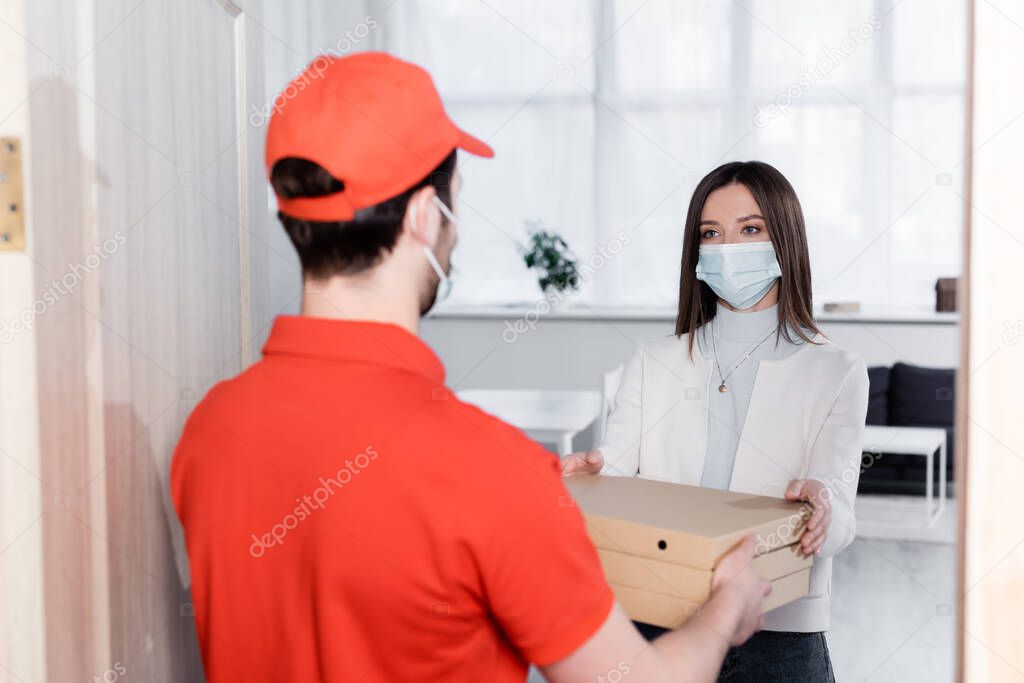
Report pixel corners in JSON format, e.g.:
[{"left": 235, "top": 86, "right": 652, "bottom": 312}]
[{"left": 383, "top": 0, "right": 967, "bottom": 310}]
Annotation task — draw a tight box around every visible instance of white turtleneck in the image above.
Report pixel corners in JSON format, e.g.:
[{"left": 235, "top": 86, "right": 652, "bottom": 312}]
[{"left": 696, "top": 303, "right": 804, "bottom": 490}]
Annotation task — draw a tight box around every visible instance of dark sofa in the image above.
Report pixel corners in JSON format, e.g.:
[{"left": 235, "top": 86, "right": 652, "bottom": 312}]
[{"left": 858, "top": 363, "right": 956, "bottom": 496}]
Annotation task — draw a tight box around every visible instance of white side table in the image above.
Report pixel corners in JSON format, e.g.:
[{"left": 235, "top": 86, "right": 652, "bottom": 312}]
[
  {"left": 862, "top": 425, "right": 948, "bottom": 526},
  {"left": 456, "top": 389, "right": 603, "bottom": 456}
]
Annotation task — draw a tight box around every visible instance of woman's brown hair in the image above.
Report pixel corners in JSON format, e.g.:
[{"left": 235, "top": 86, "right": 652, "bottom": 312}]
[{"left": 675, "top": 160, "right": 821, "bottom": 356}]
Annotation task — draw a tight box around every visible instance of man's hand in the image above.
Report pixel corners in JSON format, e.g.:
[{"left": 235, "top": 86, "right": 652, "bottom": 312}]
[
  {"left": 706, "top": 536, "right": 771, "bottom": 646},
  {"left": 544, "top": 536, "right": 769, "bottom": 683},
  {"left": 785, "top": 479, "right": 830, "bottom": 556},
  {"left": 560, "top": 450, "right": 604, "bottom": 476}
]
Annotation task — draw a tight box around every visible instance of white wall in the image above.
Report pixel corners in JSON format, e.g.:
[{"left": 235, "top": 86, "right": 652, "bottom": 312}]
[
  {"left": 421, "top": 309, "right": 958, "bottom": 452},
  {"left": 422, "top": 312, "right": 959, "bottom": 393}
]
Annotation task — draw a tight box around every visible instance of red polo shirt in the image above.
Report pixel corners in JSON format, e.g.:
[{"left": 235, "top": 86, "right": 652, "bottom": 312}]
[{"left": 171, "top": 316, "right": 613, "bottom": 682}]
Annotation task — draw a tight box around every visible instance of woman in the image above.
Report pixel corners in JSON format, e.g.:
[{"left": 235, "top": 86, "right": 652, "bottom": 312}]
[{"left": 564, "top": 161, "right": 868, "bottom": 682}]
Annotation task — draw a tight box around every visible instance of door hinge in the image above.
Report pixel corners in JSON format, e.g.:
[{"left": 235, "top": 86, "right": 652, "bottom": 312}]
[{"left": 0, "top": 137, "right": 24, "bottom": 251}]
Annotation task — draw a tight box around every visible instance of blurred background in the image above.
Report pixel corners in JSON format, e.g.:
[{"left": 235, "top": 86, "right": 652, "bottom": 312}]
[{"left": 267, "top": 1, "right": 967, "bottom": 312}]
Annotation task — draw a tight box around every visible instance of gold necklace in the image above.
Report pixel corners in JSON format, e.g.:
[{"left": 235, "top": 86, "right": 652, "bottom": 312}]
[{"left": 709, "top": 321, "right": 778, "bottom": 393}]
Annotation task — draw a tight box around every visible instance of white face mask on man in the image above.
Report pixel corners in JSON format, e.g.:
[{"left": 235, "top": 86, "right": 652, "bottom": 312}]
[
  {"left": 415, "top": 195, "right": 458, "bottom": 306},
  {"left": 695, "top": 242, "right": 782, "bottom": 310}
]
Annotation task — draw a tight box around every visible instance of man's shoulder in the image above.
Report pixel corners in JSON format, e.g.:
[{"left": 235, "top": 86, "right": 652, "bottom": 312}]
[
  {"left": 173, "top": 360, "right": 278, "bottom": 467},
  {"left": 421, "top": 391, "right": 546, "bottom": 450},
  {"left": 414, "top": 392, "right": 563, "bottom": 481},
  {"left": 185, "top": 364, "right": 263, "bottom": 426}
]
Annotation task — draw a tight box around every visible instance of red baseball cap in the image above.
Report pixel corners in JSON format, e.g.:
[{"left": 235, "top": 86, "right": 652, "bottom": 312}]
[{"left": 265, "top": 52, "right": 493, "bottom": 222}]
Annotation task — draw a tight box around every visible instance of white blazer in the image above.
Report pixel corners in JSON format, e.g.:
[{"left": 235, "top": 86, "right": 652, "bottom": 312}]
[{"left": 599, "top": 332, "right": 869, "bottom": 632}]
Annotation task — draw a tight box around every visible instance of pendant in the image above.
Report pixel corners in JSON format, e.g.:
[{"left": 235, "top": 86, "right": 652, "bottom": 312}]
[{"left": 718, "top": 383, "right": 728, "bottom": 393}]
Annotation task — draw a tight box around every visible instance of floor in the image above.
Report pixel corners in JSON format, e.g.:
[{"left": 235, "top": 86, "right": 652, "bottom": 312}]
[
  {"left": 829, "top": 493, "right": 957, "bottom": 682},
  {"left": 529, "top": 494, "right": 958, "bottom": 682},
  {"left": 829, "top": 537, "right": 956, "bottom": 681},
  {"left": 855, "top": 493, "right": 957, "bottom": 544}
]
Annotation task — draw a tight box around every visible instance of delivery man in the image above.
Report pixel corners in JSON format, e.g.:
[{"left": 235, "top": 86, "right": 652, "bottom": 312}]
[{"left": 170, "top": 51, "right": 769, "bottom": 682}]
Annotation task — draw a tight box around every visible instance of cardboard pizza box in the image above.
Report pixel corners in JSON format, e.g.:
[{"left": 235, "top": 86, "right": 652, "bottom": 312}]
[
  {"left": 597, "top": 542, "right": 812, "bottom": 602},
  {"left": 564, "top": 475, "right": 813, "bottom": 625},
  {"left": 564, "top": 475, "right": 809, "bottom": 569},
  {"left": 610, "top": 568, "right": 813, "bottom": 629}
]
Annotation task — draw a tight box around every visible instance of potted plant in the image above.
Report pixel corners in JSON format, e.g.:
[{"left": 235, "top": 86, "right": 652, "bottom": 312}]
[{"left": 520, "top": 220, "right": 580, "bottom": 295}]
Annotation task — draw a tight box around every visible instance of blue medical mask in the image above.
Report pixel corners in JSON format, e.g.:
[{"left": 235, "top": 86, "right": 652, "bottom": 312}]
[
  {"left": 420, "top": 195, "right": 457, "bottom": 304},
  {"left": 695, "top": 242, "right": 782, "bottom": 310}
]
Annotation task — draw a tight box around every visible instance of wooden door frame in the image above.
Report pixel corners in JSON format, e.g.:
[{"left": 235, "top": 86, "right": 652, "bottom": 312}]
[
  {"left": 17, "top": 0, "right": 269, "bottom": 679},
  {"left": 954, "top": 3, "right": 970, "bottom": 679},
  {"left": 955, "top": 0, "right": 973, "bottom": 677},
  {"left": 958, "top": 0, "right": 1024, "bottom": 680}
]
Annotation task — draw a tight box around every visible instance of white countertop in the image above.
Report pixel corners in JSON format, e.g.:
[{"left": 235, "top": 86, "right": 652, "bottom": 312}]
[
  {"left": 457, "top": 389, "right": 602, "bottom": 433},
  {"left": 428, "top": 303, "right": 959, "bottom": 325}
]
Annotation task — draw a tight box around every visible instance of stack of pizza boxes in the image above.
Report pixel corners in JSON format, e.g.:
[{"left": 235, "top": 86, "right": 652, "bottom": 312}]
[{"left": 564, "top": 475, "right": 813, "bottom": 628}]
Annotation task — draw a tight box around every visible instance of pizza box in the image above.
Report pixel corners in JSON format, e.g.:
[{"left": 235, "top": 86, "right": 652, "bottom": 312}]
[
  {"left": 564, "top": 474, "right": 809, "bottom": 570},
  {"left": 597, "top": 543, "right": 812, "bottom": 602},
  {"left": 564, "top": 474, "right": 814, "bottom": 625},
  {"left": 610, "top": 567, "right": 812, "bottom": 629}
]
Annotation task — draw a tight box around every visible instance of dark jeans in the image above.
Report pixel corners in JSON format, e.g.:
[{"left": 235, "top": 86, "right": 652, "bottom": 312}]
[{"left": 634, "top": 623, "right": 835, "bottom": 682}]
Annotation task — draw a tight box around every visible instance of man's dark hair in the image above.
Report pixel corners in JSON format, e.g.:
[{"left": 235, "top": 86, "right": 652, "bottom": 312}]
[{"left": 271, "top": 150, "right": 457, "bottom": 278}]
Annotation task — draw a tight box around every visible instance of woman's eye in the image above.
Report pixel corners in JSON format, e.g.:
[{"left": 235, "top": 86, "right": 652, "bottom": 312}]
[
  {"left": 741, "top": 224, "right": 761, "bottom": 234},
  {"left": 701, "top": 229, "right": 720, "bottom": 239}
]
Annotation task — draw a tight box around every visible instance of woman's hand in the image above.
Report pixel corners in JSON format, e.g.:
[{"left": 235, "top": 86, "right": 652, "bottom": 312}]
[
  {"left": 785, "top": 478, "right": 830, "bottom": 556},
  {"left": 560, "top": 450, "right": 604, "bottom": 476}
]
